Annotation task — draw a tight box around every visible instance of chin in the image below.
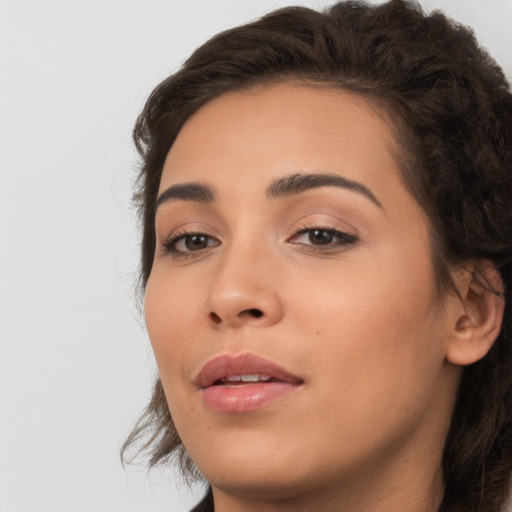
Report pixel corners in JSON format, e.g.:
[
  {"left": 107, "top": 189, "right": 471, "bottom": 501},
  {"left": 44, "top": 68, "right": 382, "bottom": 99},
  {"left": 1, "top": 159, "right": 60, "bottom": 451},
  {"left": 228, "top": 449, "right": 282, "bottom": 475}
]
[
  {"left": 206, "top": 466, "right": 316, "bottom": 503},
  {"left": 186, "top": 434, "right": 316, "bottom": 499}
]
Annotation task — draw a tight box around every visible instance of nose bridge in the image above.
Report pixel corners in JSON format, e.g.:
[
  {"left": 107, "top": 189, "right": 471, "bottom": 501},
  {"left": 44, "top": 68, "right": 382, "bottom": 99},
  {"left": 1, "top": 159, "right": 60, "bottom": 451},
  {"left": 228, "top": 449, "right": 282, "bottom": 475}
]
[{"left": 205, "top": 232, "right": 283, "bottom": 328}]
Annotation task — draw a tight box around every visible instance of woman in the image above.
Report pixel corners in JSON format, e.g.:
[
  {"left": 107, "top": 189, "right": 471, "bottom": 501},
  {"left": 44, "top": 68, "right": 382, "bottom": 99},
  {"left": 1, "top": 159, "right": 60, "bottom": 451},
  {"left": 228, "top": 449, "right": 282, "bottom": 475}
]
[{"left": 123, "top": 1, "right": 512, "bottom": 511}]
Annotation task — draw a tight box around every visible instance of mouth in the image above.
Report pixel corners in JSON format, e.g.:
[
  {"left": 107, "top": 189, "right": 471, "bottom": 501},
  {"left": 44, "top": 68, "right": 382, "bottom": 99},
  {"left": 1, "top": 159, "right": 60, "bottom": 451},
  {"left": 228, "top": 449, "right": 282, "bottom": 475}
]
[
  {"left": 195, "top": 353, "right": 304, "bottom": 413},
  {"left": 212, "top": 374, "right": 279, "bottom": 386}
]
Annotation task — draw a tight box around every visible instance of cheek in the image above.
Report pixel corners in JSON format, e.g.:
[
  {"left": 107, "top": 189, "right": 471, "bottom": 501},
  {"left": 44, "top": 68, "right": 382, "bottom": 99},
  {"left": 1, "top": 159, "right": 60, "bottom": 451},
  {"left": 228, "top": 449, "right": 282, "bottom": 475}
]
[
  {"left": 144, "top": 270, "right": 201, "bottom": 385},
  {"left": 290, "top": 246, "right": 446, "bottom": 399},
  {"left": 277, "top": 265, "right": 447, "bottom": 471}
]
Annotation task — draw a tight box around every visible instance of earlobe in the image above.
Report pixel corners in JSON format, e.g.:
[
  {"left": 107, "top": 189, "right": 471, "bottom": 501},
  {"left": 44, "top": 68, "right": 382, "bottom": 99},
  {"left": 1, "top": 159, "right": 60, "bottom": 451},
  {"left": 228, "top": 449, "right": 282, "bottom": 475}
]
[{"left": 446, "top": 261, "right": 505, "bottom": 366}]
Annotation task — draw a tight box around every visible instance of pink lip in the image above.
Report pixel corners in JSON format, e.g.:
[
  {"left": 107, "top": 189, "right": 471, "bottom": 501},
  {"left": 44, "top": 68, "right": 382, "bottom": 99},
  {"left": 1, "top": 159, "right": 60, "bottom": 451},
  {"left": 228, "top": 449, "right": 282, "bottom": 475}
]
[{"left": 195, "top": 353, "right": 304, "bottom": 413}]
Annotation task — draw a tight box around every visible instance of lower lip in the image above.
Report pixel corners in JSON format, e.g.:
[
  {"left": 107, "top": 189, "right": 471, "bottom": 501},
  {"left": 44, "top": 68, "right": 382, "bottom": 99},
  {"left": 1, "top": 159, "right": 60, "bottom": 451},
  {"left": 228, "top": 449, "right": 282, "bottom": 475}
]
[{"left": 202, "top": 382, "right": 301, "bottom": 413}]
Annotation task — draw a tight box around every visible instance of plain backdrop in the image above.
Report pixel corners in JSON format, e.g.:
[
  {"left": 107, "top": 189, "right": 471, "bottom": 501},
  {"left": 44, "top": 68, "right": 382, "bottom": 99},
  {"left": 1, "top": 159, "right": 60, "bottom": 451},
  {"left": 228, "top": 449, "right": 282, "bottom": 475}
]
[{"left": 1, "top": 1, "right": 511, "bottom": 511}]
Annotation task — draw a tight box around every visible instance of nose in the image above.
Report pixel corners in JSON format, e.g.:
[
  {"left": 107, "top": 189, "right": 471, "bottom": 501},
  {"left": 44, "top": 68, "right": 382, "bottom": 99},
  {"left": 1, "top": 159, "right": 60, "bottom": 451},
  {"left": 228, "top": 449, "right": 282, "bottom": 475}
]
[{"left": 204, "top": 244, "right": 284, "bottom": 329}]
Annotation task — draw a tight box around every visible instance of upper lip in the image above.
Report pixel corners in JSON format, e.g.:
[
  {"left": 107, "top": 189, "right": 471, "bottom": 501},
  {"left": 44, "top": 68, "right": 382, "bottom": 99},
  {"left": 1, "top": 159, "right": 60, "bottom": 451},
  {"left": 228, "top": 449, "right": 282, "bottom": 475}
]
[{"left": 194, "top": 353, "right": 304, "bottom": 388}]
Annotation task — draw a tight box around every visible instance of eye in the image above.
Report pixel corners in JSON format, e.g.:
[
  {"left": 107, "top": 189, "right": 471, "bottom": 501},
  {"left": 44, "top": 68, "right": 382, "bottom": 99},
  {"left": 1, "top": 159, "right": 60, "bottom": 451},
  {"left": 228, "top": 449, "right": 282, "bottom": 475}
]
[
  {"left": 288, "top": 227, "right": 358, "bottom": 250},
  {"left": 164, "top": 232, "right": 220, "bottom": 256}
]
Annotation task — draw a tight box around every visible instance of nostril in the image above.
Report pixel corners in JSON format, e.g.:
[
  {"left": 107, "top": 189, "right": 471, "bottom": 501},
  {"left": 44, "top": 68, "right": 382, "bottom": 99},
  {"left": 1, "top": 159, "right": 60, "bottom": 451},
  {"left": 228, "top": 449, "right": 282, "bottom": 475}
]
[
  {"left": 208, "top": 308, "right": 264, "bottom": 324},
  {"left": 209, "top": 312, "right": 222, "bottom": 324}
]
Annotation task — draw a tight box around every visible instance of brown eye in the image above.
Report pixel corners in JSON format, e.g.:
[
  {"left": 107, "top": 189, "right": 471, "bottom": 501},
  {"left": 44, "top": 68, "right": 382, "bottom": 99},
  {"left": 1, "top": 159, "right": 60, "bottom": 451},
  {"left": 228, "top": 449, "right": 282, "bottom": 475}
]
[
  {"left": 308, "top": 229, "right": 334, "bottom": 245},
  {"left": 288, "top": 227, "right": 358, "bottom": 250},
  {"left": 185, "top": 234, "right": 209, "bottom": 250},
  {"left": 165, "top": 232, "right": 220, "bottom": 255}
]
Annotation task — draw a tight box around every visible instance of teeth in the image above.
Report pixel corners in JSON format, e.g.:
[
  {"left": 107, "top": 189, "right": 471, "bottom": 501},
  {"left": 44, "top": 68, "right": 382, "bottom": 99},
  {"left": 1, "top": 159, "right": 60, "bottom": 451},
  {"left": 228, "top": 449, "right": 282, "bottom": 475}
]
[
  {"left": 224, "top": 375, "right": 242, "bottom": 382},
  {"left": 221, "top": 374, "right": 273, "bottom": 383},
  {"left": 241, "top": 374, "right": 260, "bottom": 382}
]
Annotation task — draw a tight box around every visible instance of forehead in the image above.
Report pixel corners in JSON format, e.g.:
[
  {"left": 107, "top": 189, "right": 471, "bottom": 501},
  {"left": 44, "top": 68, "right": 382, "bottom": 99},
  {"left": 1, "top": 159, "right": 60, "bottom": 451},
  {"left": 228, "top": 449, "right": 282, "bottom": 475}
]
[{"left": 160, "top": 83, "right": 404, "bottom": 205}]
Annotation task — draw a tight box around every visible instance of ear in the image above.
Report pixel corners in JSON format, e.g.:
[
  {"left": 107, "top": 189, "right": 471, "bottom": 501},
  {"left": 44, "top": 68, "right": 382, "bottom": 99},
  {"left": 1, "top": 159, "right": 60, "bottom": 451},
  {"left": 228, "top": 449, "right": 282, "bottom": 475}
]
[{"left": 446, "top": 261, "right": 505, "bottom": 366}]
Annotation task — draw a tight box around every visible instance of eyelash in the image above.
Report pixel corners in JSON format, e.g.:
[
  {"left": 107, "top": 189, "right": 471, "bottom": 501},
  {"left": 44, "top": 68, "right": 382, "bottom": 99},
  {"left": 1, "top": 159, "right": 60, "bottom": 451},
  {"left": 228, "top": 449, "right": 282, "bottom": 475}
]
[
  {"left": 287, "top": 225, "right": 359, "bottom": 252},
  {"left": 163, "top": 231, "right": 220, "bottom": 258},
  {"left": 162, "top": 226, "right": 358, "bottom": 258}
]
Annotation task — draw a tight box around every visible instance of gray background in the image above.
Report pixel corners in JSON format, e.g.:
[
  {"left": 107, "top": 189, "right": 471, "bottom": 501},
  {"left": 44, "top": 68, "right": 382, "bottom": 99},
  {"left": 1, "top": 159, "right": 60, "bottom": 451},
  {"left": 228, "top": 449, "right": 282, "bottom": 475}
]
[{"left": 1, "top": 0, "right": 511, "bottom": 511}]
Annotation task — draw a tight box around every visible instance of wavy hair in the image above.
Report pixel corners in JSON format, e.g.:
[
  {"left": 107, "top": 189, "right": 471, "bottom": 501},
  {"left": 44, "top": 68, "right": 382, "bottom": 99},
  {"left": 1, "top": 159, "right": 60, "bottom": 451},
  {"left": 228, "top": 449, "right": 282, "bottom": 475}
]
[{"left": 122, "top": 2, "right": 512, "bottom": 510}]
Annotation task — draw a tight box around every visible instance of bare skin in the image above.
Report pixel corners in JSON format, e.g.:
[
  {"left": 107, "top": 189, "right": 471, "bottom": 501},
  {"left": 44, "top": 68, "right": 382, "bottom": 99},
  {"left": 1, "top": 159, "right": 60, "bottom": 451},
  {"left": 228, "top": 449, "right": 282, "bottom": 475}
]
[{"left": 145, "top": 84, "right": 502, "bottom": 512}]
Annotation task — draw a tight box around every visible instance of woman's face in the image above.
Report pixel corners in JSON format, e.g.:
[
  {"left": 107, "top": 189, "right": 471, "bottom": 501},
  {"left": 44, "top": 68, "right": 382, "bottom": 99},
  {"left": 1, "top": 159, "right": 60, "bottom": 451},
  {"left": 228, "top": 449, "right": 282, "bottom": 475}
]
[{"left": 145, "top": 84, "right": 461, "bottom": 506}]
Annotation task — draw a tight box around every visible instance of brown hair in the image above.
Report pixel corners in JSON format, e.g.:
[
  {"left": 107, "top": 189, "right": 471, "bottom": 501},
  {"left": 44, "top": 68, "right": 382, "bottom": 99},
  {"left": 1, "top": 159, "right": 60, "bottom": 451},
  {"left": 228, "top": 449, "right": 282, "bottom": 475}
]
[{"left": 123, "top": 1, "right": 512, "bottom": 510}]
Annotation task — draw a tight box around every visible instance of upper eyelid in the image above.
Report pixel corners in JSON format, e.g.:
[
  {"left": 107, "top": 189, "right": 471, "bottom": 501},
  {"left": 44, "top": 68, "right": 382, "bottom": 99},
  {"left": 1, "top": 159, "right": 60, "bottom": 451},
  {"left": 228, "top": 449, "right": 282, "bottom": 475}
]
[
  {"left": 161, "top": 232, "right": 221, "bottom": 260},
  {"left": 160, "top": 223, "right": 357, "bottom": 241},
  {"left": 164, "top": 231, "right": 219, "bottom": 246},
  {"left": 158, "top": 220, "right": 222, "bottom": 243},
  {"left": 290, "top": 227, "right": 358, "bottom": 242},
  {"left": 166, "top": 227, "right": 357, "bottom": 248},
  {"left": 286, "top": 208, "right": 359, "bottom": 231},
  {"left": 290, "top": 218, "right": 358, "bottom": 237},
  {"left": 158, "top": 216, "right": 360, "bottom": 249}
]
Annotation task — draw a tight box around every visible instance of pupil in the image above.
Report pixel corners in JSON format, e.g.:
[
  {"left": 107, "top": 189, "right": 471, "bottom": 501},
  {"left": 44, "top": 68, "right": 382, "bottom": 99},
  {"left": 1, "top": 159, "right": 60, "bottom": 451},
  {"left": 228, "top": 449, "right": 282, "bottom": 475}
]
[
  {"left": 186, "top": 234, "right": 207, "bottom": 250},
  {"left": 310, "top": 230, "right": 332, "bottom": 245}
]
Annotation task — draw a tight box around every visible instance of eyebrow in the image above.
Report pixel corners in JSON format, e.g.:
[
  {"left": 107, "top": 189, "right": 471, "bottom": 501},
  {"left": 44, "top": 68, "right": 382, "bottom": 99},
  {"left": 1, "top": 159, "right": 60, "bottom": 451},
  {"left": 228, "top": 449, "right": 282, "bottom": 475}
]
[
  {"left": 266, "top": 173, "right": 382, "bottom": 208},
  {"left": 155, "top": 182, "right": 216, "bottom": 210},
  {"left": 155, "top": 172, "right": 382, "bottom": 210}
]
